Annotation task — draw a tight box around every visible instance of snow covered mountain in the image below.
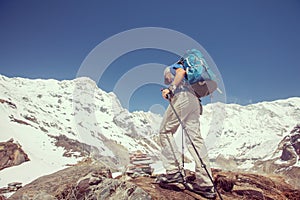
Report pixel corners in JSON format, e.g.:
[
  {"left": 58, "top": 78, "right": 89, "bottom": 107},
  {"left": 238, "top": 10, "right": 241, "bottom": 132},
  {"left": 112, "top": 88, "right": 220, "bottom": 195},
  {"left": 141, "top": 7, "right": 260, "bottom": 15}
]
[
  {"left": 202, "top": 97, "right": 300, "bottom": 168},
  {"left": 202, "top": 97, "right": 300, "bottom": 169},
  {"left": 251, "top": 124, "right": 300, "bottom": 188},
  {"left": 0, "top": 74, "right": 161, "bottom": 188},
  {"left": 0, "top": 74, "right": 299, "bottom": 190}
]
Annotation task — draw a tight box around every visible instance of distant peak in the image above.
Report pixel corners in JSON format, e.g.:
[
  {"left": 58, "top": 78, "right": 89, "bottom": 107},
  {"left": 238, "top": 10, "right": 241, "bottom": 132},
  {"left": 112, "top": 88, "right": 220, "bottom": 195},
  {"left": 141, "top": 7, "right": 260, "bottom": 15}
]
[{"left": 74, "top": 76, "right": 96, "bottom": 83}]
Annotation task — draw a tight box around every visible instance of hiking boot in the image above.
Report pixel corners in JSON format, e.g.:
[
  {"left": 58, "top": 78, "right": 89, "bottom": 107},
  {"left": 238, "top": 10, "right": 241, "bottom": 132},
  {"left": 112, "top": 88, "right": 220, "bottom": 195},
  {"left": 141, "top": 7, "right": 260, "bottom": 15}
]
[
  {"left": 185, "top": 183, "right": 216, "bottom": 199},
  {"left": 155, "top": 171, "right": 184, "bottom": 184}
]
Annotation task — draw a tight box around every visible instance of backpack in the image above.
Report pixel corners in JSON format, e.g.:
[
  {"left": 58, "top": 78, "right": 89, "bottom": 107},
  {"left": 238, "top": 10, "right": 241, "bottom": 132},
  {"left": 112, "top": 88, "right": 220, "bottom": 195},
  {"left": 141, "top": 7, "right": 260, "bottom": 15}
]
[{"left": 180, "top": 49, "right": 218, "bottom": 98}]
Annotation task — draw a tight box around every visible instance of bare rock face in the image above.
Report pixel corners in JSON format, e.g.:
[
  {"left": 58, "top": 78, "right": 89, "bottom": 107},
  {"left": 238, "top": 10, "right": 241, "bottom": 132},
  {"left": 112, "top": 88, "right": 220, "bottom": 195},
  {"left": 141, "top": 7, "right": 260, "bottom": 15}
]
[
  {"left": 253, "top": 124, "right": 300, "bottom": 188},
  {"left": 0, "top": 139, "right": 29, "bottom": 171}
]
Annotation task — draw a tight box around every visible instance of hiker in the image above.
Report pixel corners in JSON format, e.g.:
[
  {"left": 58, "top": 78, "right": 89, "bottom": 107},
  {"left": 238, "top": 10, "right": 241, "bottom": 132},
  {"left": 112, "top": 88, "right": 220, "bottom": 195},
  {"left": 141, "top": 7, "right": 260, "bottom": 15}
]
[{"left": 158, "top": 61, "right": 216, "bottom": 199}]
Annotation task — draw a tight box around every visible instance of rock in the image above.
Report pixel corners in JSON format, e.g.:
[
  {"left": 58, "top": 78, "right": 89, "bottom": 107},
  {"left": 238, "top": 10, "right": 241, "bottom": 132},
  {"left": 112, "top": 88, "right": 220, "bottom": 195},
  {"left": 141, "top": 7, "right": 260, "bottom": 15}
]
[
  {"left": 215, "top": 175, "right": 234, "bottom": 192},
  {"left": 6, "top": 161, "right": 300, "bottom": 200},
  {"left": 212, "top": 169, "right": 300, "bottom": 200},
  {"left": 0, "top": 99, "right": 17, "bottom": 109},
  {"left": 0, "top": 195, "right": 7, "bottom": 200},
  {"left": 9, "top": 162, "right": 151, "bottom": 200},
  {"left": 126, "top": 151, "right": 154, "bottom": 177},
  {"left": 0, "top": 140, "right": 29, "bottom": 171}
]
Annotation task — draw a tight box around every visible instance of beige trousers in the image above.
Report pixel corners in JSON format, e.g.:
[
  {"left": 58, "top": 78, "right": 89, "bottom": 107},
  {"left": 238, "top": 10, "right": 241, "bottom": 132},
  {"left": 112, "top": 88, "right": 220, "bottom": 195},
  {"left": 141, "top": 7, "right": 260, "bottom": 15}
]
[{"left": 159, "top": 91, "right": 213, "bottom": 187}]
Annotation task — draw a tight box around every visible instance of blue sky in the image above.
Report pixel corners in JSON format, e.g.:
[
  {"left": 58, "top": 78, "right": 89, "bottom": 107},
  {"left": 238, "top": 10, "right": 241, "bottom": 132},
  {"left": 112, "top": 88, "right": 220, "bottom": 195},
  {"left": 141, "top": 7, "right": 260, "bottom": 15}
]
[{"left": 0, "top": 0, "right": 299, "bottom": 113}]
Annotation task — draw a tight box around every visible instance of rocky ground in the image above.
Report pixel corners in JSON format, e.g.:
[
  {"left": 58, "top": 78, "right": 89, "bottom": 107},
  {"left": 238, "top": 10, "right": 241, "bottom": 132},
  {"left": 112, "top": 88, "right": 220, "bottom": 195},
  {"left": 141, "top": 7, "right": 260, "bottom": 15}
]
[
  {"left": 1, "top": 160, "right": 299, "bottom": 200},
  {"left": 1, "top": 136, "right": 300, "bottom": 200},
  {"left": 130, "top": 169, "right": 300, "bottom": 200}
]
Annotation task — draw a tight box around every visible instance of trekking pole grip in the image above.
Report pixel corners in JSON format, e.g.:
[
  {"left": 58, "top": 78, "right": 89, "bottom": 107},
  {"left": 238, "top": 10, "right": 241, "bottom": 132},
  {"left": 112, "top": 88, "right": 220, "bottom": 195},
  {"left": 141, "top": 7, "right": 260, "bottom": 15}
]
[
  {"left": 166, "top": 93, "right": 171, "bottom": 100},
  {"left": 161, "top": 88, "right": 172, "bottom": 100}
]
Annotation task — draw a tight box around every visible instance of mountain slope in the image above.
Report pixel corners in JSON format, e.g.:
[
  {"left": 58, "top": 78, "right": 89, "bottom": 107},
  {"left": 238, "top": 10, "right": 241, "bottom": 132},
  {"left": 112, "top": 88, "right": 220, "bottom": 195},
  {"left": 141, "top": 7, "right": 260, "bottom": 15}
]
[
  {"left": 0, "top": 75, "right": 161, "bottom": 188},
  {"left": 0, "top": 74, "right": 299, "bottom": 192},
  {"left": 202, "top": 97, "right": 300, "bottom": 169},
  {"left": 251, "top": 125, "right": 300, "bottom": 188}
]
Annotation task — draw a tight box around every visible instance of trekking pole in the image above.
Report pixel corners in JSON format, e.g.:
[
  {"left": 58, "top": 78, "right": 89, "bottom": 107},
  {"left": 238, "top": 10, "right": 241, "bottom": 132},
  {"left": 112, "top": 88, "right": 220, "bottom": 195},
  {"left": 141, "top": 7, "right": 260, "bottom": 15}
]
[
  {"left": 165, "top": 134, "right": 186, "bottom": 184},
  {"left": 166, "top": 94, "right": 223, "bottom": 200},
  {"left": 181, "top": 118, "right": 185, "bottom": 171}
]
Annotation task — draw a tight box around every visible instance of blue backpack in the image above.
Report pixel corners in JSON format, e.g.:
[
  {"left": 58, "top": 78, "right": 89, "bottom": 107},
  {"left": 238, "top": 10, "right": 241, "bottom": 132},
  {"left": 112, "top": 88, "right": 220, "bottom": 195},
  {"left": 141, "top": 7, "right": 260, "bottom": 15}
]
[
  {"left": 182, "top": 49, "right": 217, "bottom": 83},
  {"left": 180, "top": 49, "right": 218, "bottom": 98}
]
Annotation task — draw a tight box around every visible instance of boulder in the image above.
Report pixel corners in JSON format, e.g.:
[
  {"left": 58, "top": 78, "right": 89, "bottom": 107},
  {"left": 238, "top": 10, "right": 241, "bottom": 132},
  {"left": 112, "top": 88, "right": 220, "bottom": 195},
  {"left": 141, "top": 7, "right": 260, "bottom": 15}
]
[{"left": 0, "top": 139, "right": 29, "bottom": 171}]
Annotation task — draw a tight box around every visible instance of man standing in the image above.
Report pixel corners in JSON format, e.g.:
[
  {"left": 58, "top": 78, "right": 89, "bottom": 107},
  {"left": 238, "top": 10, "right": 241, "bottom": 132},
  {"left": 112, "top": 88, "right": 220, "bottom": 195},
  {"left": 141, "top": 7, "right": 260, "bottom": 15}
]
[{"left": 157, "top": 61, "right": 216, "bottom": 199}]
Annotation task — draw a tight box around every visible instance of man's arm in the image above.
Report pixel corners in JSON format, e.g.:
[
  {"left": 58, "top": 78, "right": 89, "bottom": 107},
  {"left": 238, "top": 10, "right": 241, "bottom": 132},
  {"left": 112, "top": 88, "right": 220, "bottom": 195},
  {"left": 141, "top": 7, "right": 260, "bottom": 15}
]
[
  {"left": 171, "top": 68, "right": 186, "bottom": 87},
  {"left": 162, "top": 68, "right": 186, "bottom": 99}
]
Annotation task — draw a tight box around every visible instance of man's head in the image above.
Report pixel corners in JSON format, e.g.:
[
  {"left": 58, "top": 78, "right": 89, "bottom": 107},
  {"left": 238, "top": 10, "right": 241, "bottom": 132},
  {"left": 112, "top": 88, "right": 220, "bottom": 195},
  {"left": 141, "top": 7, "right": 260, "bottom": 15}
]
[{"left": 164, "top": 67, "right": 173, "bottom": 85}]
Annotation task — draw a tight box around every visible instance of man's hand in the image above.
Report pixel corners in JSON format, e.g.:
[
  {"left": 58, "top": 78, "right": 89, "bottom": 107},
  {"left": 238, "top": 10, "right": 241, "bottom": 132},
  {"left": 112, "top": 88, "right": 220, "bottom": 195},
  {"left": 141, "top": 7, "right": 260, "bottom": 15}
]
[{"left": 161, "top": 88, "right": 171, "bottom": 99}]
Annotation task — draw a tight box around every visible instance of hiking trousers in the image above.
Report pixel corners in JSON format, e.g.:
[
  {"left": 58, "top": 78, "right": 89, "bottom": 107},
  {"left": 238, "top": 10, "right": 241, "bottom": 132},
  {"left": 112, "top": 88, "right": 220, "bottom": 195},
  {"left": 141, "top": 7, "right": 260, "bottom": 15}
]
[{"left": 159, "top": 91, "right": 213, "bottom": 187}]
